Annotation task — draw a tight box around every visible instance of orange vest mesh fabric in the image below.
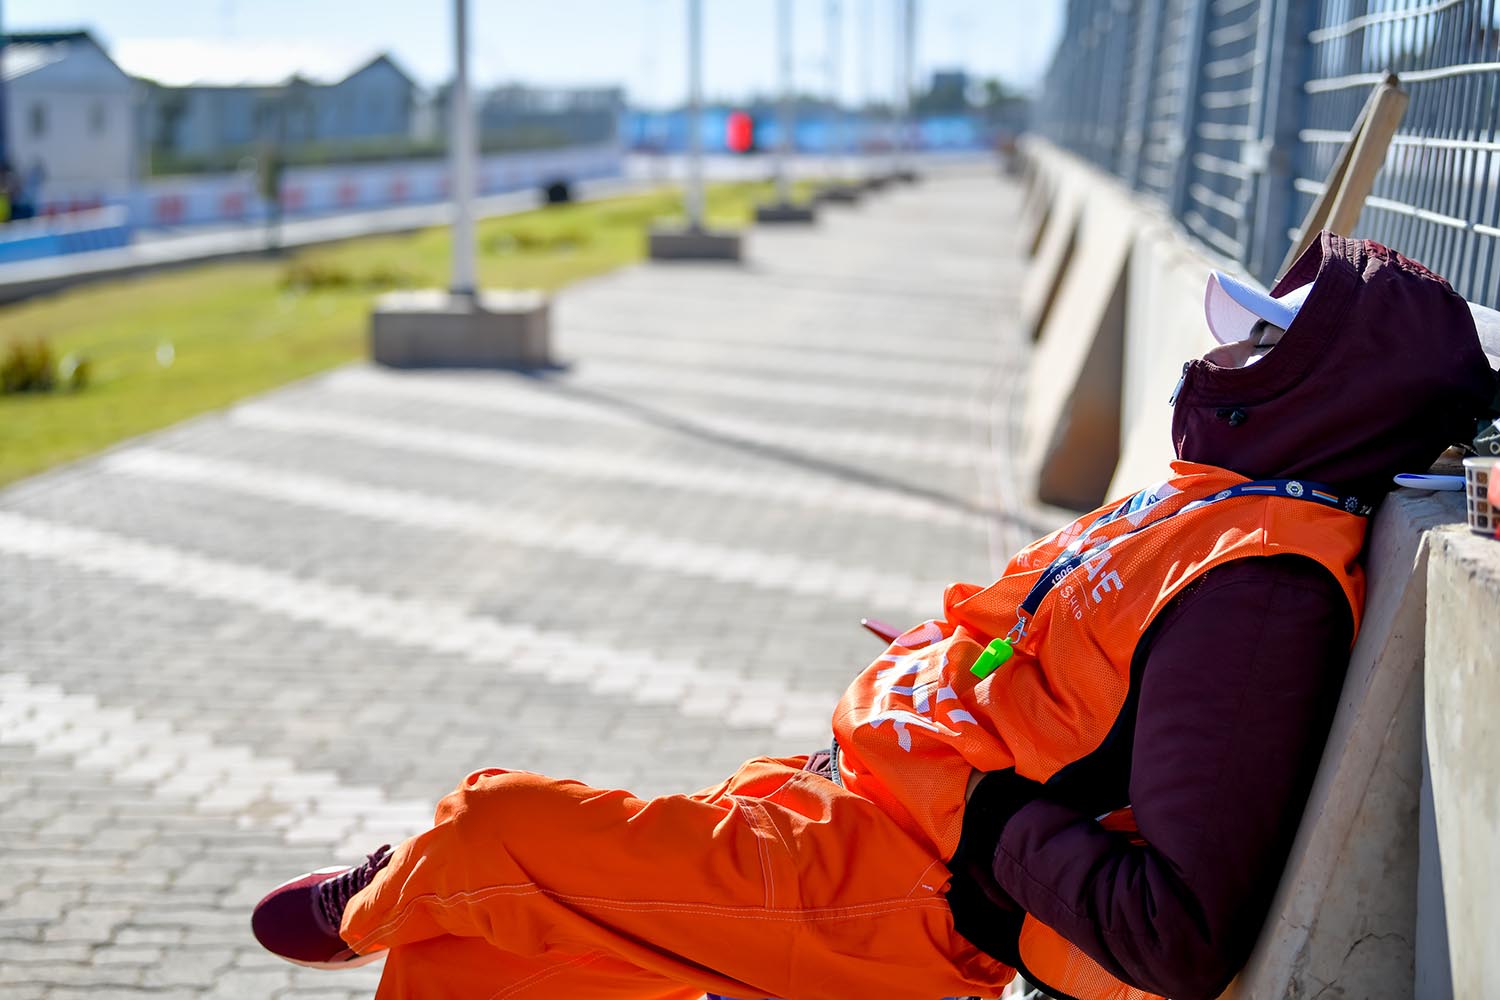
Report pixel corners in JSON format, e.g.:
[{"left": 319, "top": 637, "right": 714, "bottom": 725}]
[{"left": 831, "top": 461, "right": 1366, "bottom": 1000}]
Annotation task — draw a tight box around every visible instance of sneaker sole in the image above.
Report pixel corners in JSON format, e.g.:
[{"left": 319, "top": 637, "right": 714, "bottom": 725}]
[{"left": 277, "top": 949, "right": 388, "bottom": 971}]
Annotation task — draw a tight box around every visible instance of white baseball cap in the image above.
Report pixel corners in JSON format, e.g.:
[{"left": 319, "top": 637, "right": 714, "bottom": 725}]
[
  {"left": 1204, "top": 270, "right": 1315, "bottom": 345},
  {"left": 1467, "top": 300, "right": 1500, "bottom": 371}
]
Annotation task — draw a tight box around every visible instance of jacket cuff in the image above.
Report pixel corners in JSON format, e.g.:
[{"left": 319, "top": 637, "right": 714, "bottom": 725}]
[{"left": 956, "top": 769, "right": 1045, "bottom": 867}]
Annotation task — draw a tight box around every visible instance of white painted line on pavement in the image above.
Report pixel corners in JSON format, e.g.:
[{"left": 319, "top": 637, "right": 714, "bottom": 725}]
[
  {"left": 0, "top": 671, "right": 434, "bottom": 855},
  {"left": 99, "top": 448, "right": 948, "bottom": 613},
  {"left": 558, "top": 326, "right": 1000, "bottom": 386},
  {"left": 228, "top": 404, "right": 981, "bottom": 529},
  {"left": 324, "top": 368, "right": 984, "bottom": 468},
  {"left": 569, "top": 360, "right": 979, "bottom": 421},
  {"left": 0, "top": 512, "right": 845, "bottom": 751}
]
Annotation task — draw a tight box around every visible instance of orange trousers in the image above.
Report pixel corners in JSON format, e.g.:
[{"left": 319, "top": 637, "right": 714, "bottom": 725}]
[{"left": 340, "top": 756, "right": 1016, "bottom": 1000}]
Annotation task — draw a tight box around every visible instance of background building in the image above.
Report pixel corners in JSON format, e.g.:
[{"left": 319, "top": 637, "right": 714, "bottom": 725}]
[
  {"left": 139, "top": 53, "right": 419, "bottom": 175},
  {"left": 0, "top": 30, "right": 137, "bottom": 208}
]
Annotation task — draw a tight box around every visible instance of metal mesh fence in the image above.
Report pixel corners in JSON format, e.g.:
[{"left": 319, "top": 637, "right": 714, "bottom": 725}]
[{"left": 1035, "top": 0, "right": 1500, "bottom": 302}]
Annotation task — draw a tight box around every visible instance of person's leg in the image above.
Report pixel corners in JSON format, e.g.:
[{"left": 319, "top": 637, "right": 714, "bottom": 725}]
[
  {"left": 374, "top": 936, "right": 703, "bottom": 1000},
  {"left": 340, "top": 758, "right": 1015, "bottom": 1000}
]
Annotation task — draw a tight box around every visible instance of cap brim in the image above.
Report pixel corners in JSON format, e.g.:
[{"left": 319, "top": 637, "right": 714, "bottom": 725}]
[
  {"left": 1204, "top": 270, "right": 1302, "bottom": 345},
  {"left": 1468, "top": 301, "right": 1500, "bottom": 371}
]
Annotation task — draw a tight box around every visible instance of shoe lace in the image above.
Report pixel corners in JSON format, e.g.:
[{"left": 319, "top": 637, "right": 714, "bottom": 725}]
[{"left": 317, "top": 844, "right": 393, "bottom": 930}]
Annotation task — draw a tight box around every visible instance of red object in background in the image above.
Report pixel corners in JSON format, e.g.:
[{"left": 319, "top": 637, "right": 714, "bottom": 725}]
[
  {"left": 337, "top": 180, "right": 359, "bottom": 206},
  {"left": 155, "top": 194, "right": 185, "bottom": 224},
  {"left": 726, "top": 110, "right": 754, "bottom": 153},
  {"left": 220, "top": 191, "right": 246, "bottom": 218}
]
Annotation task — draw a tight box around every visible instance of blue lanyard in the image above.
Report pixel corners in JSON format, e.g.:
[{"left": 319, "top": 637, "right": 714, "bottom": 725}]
[{"left": 968, "top": 478, "right": 1367, "bottom": 680}]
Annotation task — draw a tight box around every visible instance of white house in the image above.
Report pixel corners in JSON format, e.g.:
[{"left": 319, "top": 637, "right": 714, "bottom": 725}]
[{"left": 2, "top": 31, "right": 138, "bottom": 206}]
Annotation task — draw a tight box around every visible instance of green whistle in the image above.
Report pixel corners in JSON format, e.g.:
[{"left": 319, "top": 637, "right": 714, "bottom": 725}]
[{"left": 970, "top": 638, "right": 1014, "bottom": 680}]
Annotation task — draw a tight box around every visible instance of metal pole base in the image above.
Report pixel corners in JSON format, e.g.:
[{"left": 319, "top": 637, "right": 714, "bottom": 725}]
[
  {"left": 370, "top": 289, "right": 551, "bottom": 368},
  {"left": 754, "top": 202, "right": 818, "bottom": 224},
  {"left": 648, "top": 225, "right": 743, "bottom": 261},
  {"left": 814, "top": 183, "right": 864, "bottom": 205}
]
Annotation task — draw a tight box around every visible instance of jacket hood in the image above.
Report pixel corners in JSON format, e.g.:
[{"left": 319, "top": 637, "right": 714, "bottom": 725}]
[{"left": 1173, "top": 232, "right": 1498, "bottom": 499}]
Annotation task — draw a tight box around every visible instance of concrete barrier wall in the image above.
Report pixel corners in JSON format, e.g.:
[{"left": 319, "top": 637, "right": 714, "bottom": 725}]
[
  {"left": 1112, "top": 222, "right": 1217, "bottom": 495},
  {"left": 1013, "top": 135, "right": 1500, "bottom": 999},
  {"left": 1226, "top": 491, "right": 1460, "bottom": 1000},
  {"left": 1423, "top": 528, "right": 1500, "bottom": 998},
  {"left": 1020, "top": 175, "right": 1134, "bottom": 510}
]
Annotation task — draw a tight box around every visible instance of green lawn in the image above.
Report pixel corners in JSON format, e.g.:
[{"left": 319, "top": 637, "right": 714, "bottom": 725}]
[{"left": 0, "top": 181, "right": 799, "bottom": 488}]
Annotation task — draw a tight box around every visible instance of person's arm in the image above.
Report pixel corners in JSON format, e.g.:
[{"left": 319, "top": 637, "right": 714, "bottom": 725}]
[{"left": 987, "top": 556, "right": 1353, "bottom": 1000}]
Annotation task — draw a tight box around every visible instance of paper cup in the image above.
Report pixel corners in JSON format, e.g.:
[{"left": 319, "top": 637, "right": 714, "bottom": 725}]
[{"left": 1463, "top": 457, "right": 1498, "bottom": 537}]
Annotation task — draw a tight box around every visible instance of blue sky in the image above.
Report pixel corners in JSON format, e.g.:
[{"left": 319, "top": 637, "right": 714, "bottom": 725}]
[{"left": 5, "top": 0, "right": 1064, "bottom": 104}]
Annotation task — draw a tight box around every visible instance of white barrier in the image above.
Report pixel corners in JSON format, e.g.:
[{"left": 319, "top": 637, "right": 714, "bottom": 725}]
[{"left": 126, "top": 143, "right": 624, "bottom": 229}]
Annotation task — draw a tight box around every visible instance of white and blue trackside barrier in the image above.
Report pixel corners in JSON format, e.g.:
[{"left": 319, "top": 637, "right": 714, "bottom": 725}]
[{"left": 0, "top": 206, "right": 133, "bottom": 265}]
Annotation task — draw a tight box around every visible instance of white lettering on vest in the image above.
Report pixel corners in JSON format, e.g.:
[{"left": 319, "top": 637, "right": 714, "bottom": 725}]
[
  {"left": 1091, "top": 570, "right": 1124, "bottom": 603},
  {"left": 861, "top": 648, "right": 977, "bottom": 752}
]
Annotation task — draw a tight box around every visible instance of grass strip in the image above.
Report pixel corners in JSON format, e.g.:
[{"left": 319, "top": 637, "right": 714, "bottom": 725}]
[{"left": 0, "top": 180, "right": 802, "bottom": 488}]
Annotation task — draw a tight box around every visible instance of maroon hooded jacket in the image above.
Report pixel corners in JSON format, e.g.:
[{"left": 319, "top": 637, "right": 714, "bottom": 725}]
[{"left": 944, "top": 234, "right": 1497, "bottom": 999}]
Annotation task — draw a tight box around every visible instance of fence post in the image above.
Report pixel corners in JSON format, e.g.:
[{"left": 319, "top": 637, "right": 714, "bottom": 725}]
[
  {"left": 1168, "top": 0, "right": 1212, "bottom": 221},
  {"left": 1246, "top": 0, "right": 1317, "bottom": 284},
  {"left": 1120, "top": 0, "right": 1165, "bottom": 188},
  {"left": 1097, "top": 0, "right": 1133, "bottom": 173}
]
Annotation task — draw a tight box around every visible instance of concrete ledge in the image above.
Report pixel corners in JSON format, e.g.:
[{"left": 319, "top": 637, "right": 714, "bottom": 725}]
[
  {"left": 370, "top": 289, "right": 551, "bottom": 368},
  {"left": 1021, "top": 172, "right": 1053, "bottom": 260},
  {"left": 1225, "top": 490, "right": 1465, "bottom": 1000},
  {"left": 754, "top": 202, "right": 818, "bottom": 224},
  {"left": 1109, "top": 221, "right": 1219, "bottom": 496},
  {"left": 1020, "top": 160, "right": 1138, "bottom": 511},
  {"left": 647, "top": 225, "right": 744, "bottom": 261},
  {"left": 1018, "top": 147, "right": 1085, "bottom": 341},
  {"left": 1422, "top": 527, "right": 1500, "bottom": 997}
]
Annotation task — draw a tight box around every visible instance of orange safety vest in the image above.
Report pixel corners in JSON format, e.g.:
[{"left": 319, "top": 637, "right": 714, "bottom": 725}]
[{"left": 831, "top": 461, "right": 1366, "bottom": 1000}]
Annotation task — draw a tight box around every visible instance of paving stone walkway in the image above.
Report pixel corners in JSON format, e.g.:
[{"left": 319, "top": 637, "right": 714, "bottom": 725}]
[{"left": 0, "top": 168, "right": 1038, "bottom": 998}]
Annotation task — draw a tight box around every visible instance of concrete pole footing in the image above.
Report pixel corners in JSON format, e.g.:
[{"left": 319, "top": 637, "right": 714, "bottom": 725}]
[
  {"left": 647, "top": 225, "right": 744, "bottom": 260},
  {"left": 370, "top": 288, "right": 551, "bottom": 367}
]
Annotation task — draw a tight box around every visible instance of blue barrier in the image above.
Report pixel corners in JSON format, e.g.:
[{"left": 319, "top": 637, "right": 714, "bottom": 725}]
[{"left": 0, "top": 210, "right": 132, "bottom": 265}]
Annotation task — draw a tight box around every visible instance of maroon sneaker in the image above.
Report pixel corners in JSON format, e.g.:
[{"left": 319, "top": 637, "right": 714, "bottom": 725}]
[{"left": 251, "top": 845, "right": 393, "bottom": 969}]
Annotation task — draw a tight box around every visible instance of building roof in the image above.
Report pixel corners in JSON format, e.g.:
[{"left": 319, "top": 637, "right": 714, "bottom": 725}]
[
  {"left": 115, "top": 39, "right": 416, "bottom": 91},
  {"left": 0, "top": 30, "right": 105, "bottom": 83},
  {"left": 339, "top": 54, "right": 417, "bottom": 90}
]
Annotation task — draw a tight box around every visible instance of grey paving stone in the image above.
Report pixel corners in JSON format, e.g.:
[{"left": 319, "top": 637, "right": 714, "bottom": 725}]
[{"left": 0, "top": 168, "right": 1031, "bottom": 996}]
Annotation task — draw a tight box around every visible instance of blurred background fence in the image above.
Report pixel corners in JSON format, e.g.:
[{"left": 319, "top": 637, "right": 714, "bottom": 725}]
[{"left": 1033, "top": 0, "right": 1500, "bottom": 302}]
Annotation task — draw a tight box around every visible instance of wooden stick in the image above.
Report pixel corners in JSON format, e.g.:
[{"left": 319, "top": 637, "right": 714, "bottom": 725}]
[
  {"left": 1326, "top": 79, "right": 1409, "bottom": 236},
  {"left": 1280, "top": 72, "right": 1405, "bottom": 275}
]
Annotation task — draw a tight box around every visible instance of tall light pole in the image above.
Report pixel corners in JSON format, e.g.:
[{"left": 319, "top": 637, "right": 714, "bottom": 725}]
[
  {"left": 370, "top": 0, "right": 552, "bottom": 368},
  {"left": 775, "top": 0, "right": 794, "bottom": 205},
  {"left": 685, "top": 0, "right": 704, "bottom": 228},
  {"left": 892, "top": 0, "right": 904, "bottom": 175},
  {"left": 904, "top": 0, "right": 917, "bottom": 174},
  {"left": 450, "top": 0, "right": 477, "bottom": 298},
  {"left": 819, "top": 0, "right": 861, "bottom": 202},
  {"left": 860, "top": 0, "right": 879, "bottom": 184},
  {"left": 755, "top": 0, "right": 815, "bottom": 221},
  {"left": 891, "top": 0, "right": 917, "bottom": 181},
  {"left": 826, "top": 0, "right": 842, "bottom": 161},
  {"left": 648, "top": 0, "right": 743, "bottom": 256},
  {"left": 0, "top": 0, "right": 10, "bottom": 169}
]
